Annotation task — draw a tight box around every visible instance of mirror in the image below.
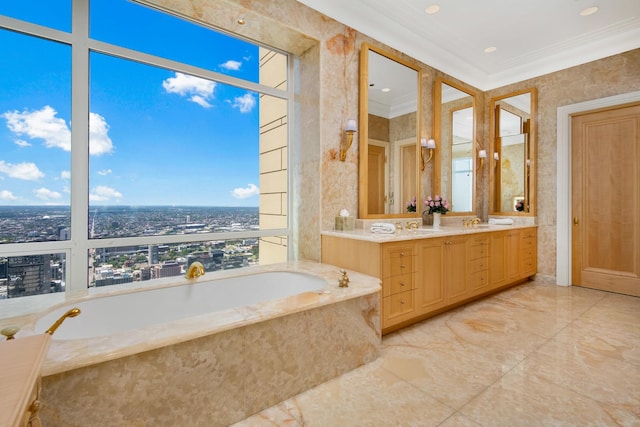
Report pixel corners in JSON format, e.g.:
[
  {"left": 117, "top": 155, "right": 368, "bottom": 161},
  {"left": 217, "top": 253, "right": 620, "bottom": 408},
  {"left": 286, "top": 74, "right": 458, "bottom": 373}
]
[
  {"left": 358, "top": 43, "right": 422, "bottom": 218},
  {"left": 489, "top": 88, "right": 537, "bottom": 215},
  {"left": 434, "top": 78, "right": 477, "bottom": 214}
]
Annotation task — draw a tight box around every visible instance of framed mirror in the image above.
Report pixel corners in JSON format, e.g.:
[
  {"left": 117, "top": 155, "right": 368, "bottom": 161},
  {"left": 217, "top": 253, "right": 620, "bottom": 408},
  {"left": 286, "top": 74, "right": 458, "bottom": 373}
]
[
  {"left": 358, "top": 43, "right": 422, "bottom": 219},
  {"left": 489, "top": 88, "right": 537, "bottom": 215},
  {"left": 434, "top": 78, "right": 477, "bottom": 214}
]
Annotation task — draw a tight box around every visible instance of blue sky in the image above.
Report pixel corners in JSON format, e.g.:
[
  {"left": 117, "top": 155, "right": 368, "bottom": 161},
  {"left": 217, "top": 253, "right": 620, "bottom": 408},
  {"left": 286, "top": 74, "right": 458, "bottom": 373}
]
[{"left": 0, "top": 0, "right": 271, "bottom": 207}]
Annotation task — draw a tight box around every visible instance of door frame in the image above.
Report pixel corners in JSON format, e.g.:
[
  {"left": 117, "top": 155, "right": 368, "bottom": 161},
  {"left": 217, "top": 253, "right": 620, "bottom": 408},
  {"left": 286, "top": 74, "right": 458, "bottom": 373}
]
[{"left": 556, "top": 90, "right": 640, "bottom": 286}]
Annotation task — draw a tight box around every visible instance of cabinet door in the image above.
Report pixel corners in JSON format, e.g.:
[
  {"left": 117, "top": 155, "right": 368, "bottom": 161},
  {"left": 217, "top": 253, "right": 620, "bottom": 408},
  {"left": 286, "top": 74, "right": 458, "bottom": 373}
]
[
  {"left": 444, "top": 236, "right": 469, "bottom": 303},
  {"left": 489, "top": 231, "right": 508, "bottom": 288},
  {"left": 416, "top": 238, "right": 446, "bottom": 313},
  {"left": 519, "top": 228, "right": 537, "bottom": 278},
  {"left": 505, "top": 232, "right": 520, "bottom": 281}
]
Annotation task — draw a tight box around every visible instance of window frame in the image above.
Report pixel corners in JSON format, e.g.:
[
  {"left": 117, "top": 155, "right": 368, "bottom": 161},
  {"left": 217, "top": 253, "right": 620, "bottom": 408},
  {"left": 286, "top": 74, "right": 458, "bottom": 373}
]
[{"left": 0, "top": 0, "right": 294, "bottom": 301}]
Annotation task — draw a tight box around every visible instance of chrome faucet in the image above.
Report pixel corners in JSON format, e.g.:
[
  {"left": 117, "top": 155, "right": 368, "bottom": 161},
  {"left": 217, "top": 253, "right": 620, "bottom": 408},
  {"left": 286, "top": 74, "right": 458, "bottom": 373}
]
[{"left": 185, "top": 261, "right": 205, "bottom": 279}]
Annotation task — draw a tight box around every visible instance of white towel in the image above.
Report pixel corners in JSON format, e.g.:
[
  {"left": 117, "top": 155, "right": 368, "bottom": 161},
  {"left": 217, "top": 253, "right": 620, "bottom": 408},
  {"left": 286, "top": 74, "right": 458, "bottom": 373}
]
[
  {"left": 370, "top": 222, "right": 396, "bottom": 234},
  {"left": 488, "top": 218, "right": 514, "bottom": 225}
]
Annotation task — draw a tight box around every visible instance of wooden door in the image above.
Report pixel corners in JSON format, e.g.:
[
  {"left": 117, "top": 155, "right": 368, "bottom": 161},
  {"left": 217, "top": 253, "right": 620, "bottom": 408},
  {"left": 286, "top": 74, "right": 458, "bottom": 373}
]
[
  {"left": 367, "top": 144, "right": 386, "bottom": 214},
  {"left": 571, "top": 103, "right": 640, "bottom": 296}
]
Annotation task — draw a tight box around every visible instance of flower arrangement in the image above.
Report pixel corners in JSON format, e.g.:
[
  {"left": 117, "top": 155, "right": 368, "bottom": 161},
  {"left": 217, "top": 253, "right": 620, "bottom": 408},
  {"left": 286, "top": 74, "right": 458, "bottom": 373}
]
[
  {"left": 424, "top": 195, "right": 450, "bottom": 215},
  {"left": 406, "top": 196, "right": 417, "bottom": 213}
]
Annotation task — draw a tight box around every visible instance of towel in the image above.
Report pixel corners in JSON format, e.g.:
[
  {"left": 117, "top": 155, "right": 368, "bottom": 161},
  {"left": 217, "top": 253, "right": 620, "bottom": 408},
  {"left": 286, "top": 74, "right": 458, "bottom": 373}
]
[
  {"left": 370, "top": 222, "right": 396, "bottom": 234},
  {"left": 489, "top": 218, "right": 514, "bottom": 225}
]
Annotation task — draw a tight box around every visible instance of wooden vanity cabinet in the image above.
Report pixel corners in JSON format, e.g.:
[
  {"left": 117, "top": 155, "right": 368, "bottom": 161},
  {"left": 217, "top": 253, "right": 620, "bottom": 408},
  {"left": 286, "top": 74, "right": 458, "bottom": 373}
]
[
  {"left": 0, "top": 334, "right": 50, "bottom": 427},
  {"left": 520, "top": 229, "right": 537, "bottom": 278},
  {"left": 469, "top": 235, "right": 490, "bottom": 293},
  {"left": 321, "top": 226, "right": 537, "bottom": 334},
  {"left": 381, "top": 241, "right": 417, "bottom": 326},
  {"left": 490, "top": 228, "right": 537, "bottom": 288}
]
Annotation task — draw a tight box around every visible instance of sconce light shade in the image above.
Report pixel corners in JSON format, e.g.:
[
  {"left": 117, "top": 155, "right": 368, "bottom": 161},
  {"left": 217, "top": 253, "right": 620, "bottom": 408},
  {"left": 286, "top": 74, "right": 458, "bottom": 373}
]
[
  {"left": 478, "top": 149, "right": 487, "bottom": 168},
  {"left": 493, "top": 152, "right": 500, "bottom": 161},
  {"left": 420, "top": 138, "right": 436, "bottom": 171},
  {"left": 340, "top": 119, "right": 357, "bottom": 161}
]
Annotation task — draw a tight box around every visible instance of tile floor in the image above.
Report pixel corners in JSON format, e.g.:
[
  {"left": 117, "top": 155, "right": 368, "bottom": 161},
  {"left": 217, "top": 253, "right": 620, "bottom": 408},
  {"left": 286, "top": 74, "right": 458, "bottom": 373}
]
[{"left": 233, "top": 282, "right": 640, "bottom": 426}]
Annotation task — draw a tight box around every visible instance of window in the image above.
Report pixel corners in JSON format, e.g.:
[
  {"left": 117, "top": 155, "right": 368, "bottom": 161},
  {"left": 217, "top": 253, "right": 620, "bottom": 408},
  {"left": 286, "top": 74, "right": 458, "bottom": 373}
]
[{"left": 0, "top": 0, "right": 291, "bottom": 302}]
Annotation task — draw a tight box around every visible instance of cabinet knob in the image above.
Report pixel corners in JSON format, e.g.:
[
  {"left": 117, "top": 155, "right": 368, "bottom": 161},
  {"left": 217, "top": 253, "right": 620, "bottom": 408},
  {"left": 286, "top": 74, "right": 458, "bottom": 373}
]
[
  {"left": 399, "top": 300, "right": 405, "bottom": 305},
  {"left": 400, "top": 264, "right": 406, "bottom": 269},
  {"left": 400, "top": 282, "right": 405, "bottom": 287}
]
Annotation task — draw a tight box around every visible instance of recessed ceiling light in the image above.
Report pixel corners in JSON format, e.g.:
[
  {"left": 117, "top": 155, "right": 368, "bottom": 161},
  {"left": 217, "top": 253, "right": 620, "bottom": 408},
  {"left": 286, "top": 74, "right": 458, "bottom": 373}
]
[
  {"left": 484, "top": 46, "right": 497, "bottom": 53},
  {"left": 425, "top": 4, "right": 440, "bottom": 14},
  {"left": 381, "top": 88, "right": 391, "bottom": 93},
  {"left": 237, "top": 18, "right": 246, "bottom": 25},
  {"left": 580, "top": 6, "right": 599, "bottom": 16}
]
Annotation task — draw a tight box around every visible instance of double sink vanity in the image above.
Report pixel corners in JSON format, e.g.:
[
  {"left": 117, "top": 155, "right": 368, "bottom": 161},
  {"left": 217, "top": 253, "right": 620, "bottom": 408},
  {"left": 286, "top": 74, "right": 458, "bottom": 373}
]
[
  {"left": 322, "top": 223, "right": 536, "bottom": 334},
  {"left": 323, "top": 42, "right": 539, "bottom": 334}
]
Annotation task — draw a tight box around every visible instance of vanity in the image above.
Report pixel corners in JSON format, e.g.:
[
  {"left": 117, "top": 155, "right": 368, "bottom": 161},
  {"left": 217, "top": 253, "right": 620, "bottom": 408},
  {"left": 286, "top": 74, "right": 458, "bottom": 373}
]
[
  {"left": 0, "top": 334, "right": 50, "bottom": 427},
  {"left": 322, "top": 225, "right": 537, "bottom": 334},
  {"left": 326, "top": 42, "right": 539, "bottom": 334}
]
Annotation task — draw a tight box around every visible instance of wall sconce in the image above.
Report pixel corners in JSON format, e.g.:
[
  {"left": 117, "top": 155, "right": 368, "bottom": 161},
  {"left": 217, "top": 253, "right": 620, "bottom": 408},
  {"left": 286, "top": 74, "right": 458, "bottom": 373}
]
[
  {"left": 478, "top": 149, "right": 487, "bottom": 168},
  {"left": 340, "top": 119, "right": 357, "bottom": 161},
  {"left": 420, "top": 137, "right": 436, "bottom": 171},
  {"left": 493, "top": 152, "right": 500, "bottom": 167}
]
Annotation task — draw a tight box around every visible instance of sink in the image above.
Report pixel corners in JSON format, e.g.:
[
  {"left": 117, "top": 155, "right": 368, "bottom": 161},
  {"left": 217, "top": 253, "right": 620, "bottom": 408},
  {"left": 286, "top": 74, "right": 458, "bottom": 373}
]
[{"left": 413, "top": 228, "right": 443, "bottom": 233}]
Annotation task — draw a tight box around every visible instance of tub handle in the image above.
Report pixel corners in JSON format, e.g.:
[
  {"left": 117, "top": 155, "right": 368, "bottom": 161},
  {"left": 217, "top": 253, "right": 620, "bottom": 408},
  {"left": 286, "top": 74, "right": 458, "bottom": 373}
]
[
  {"left": 1, "top": 326, "right": 20, "bottom": 340},
  {"left": 45, "top": 308, "right": 81, "bottom": 335}
]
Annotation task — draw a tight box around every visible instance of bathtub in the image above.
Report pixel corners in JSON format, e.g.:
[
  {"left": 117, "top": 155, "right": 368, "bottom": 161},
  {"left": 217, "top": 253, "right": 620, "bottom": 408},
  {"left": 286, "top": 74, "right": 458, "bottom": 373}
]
[
  {"left": 35, "top": 271, "right": 327, "bottom": 340},
  {"left": 32, "top": 261, "right": 380, "bottom": 427}
]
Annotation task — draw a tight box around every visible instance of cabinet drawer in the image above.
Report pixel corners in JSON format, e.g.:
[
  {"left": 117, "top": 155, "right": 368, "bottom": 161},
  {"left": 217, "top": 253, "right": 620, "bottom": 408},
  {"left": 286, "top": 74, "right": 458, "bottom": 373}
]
[
  {"left": 520, "top": 245, "right": 535, "bottom": 259},
  {"left": 470, "top": 241, "right": 489, "bottom": 259},
  {"left": 470, "top": 270, "right": 489, "bottom": 291},
  {"left": 388, "top": 273, "right": 413, "bottom": 296},
  {"left": 386, "top": 289, "right": 415, "bottom": 319},
  {"left": 389, "top": 254, "right": 414, "bottom": 277},
  {"left": 470, "top": 257, "right": 489, "bottom": 273},
  {"left": 520, "top": 257, "right": 536, "bottom": 276}
]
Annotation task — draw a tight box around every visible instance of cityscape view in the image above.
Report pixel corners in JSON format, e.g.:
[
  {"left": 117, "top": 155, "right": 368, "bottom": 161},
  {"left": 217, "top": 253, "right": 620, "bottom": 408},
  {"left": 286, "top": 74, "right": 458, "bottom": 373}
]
[{"left": 0, "top": 205, "right": 261, "bottom": 299}]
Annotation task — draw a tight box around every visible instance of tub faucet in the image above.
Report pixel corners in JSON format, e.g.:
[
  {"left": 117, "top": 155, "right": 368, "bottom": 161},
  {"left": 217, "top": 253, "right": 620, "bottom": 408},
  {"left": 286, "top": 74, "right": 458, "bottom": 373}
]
[
  {"left": 338, "top": 269, "right": 350, "bottom": 288},
  {"left": 185, "top": 261, "right": 205, "bottom": 279}
]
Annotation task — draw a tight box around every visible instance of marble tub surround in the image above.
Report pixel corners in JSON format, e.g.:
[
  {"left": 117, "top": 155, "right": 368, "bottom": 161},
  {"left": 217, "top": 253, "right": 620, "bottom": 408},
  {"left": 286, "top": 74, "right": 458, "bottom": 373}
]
[
  {"left": 37, "top": 261, "right": 380, "bottom": 426},
  {"left": 24, "top": 261, "right": 380, "bottom": 376},
  {"left": 234, "top": 282, "right": 640, "bottom": 426}
]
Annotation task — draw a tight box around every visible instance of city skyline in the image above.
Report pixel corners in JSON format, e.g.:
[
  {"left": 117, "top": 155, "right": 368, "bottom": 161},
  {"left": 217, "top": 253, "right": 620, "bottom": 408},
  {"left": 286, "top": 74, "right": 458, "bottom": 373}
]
[{"left": 0, "top": 0, "right": 272, "bottom": 208}]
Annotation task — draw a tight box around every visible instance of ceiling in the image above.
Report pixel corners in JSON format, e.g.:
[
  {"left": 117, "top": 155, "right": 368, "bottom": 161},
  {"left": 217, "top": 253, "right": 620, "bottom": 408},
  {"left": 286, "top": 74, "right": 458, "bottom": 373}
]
[{"left": 296, "top": 0, "right": 640, "bottom": 90}]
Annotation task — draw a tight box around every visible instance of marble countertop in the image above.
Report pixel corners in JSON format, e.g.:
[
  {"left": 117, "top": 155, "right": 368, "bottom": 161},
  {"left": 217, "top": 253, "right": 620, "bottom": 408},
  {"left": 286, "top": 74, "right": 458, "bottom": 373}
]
[{"left": 322, "top": 223, "right": 538, "bottom": 243}]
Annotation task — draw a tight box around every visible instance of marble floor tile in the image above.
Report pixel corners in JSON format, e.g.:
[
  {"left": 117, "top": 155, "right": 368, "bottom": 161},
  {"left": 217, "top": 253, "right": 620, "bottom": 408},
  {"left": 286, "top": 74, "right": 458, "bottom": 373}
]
[{"left": 234, "top": 284, "right": 640, "bottom": 426}]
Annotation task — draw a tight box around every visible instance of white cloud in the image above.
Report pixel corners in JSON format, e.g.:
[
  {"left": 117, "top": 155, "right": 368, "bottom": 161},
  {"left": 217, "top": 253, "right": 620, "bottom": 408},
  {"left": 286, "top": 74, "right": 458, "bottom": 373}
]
[
  {"left": 231, "top": 183, "right": 259, "bottom": 199},
  {"left": 2, "top": 105, "right": 70, "bottom": 151},
  {"left": 0, "top": 161, "right": 44, "bottom": 181},
  {"left": 97, "top": 168, "right": 112, "bottom": 176},
  {"left": 162, "top": 72, "right": 216, "bottom": 108},
  {"left": 0, "top": 190, "right": 17, "bottom": 200},
  {"left": 60, "top": 170, "right": 71, "bottom": 180},
  {"left": 1, "top": 106, "right": 113, "bottom": 156},
  {"left": 232, "top": 93, "right": 256, "bottom": 113},
  {"left": 89, "top": 112, "right": 114, "bottom": 156},
  {"left": 14, "top": 139, "right": 31, "bottom": 147},
  {"left": 220, "top": 60, "right": 241, "bottom": 71},
  {"left": 34, "top": 187, "right": 62, "bottom": 200},
  {"left": 89, "top": 185, "right": 123, "bottom": 202}
]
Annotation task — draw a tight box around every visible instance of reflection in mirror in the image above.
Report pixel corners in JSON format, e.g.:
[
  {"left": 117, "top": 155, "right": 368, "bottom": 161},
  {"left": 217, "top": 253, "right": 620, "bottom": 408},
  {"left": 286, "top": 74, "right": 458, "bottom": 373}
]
[
  {"left": 435, "top": 79, "right": 476, "bottom": 214},
  {"left": 358, "top": 43, "right": 422, "bottom": 218},
  {"left": 490, "top": 88, "right": 537, "bottom": 215}
]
